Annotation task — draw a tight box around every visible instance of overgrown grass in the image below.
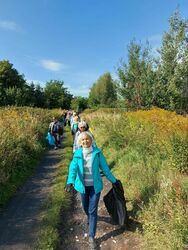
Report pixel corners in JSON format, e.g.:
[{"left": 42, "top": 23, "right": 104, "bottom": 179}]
[
  {"left": 35, "top": 127, "right": 73, "bottom": 250},
  {"left": 0, "top": 107, "right": 61, "bottom": 207},
  {"left": 82, "top": 108, "right": 188, "bottom": 250}
]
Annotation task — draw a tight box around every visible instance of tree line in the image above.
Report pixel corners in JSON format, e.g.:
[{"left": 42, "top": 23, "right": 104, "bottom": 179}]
[
  {"left": 0, "top": 10, "right": 187, "bottom": 113},
  {"left": 89, "top": 10, "right": 188, "bottom": 113},
  {"left": 0, "top": 58, "right": 88, "bottom": 111},
  {"left": 0, "top": 60, "right": 72, "bottom": 109}
]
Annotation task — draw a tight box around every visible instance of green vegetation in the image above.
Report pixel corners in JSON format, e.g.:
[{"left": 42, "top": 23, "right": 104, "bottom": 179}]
[
  {"left": 0, "top": 107, "right": 59, "bottom": 206},
  {"left": 117, "top": 10, "right": 188, "bottom": 113},
  {"left": 0, "top": 61, "right": 72, "bottom": 109},
  {"left": 83, "top": 108, "right": 188, "bottom": 250},
  {"left": 44, "top": 80, "right": 72, "bottom": 109},
  {"left": 88, "top": 10, "right": 188, "bottom": 114},
  {"left": 71, "top": 96, "right": 88, "bottom": 112},
  {"left": 1, "top": 106, "right": 187, "bottom": 250},
  {"left": 0, "top": 9, "right": 187, "bottom": 249},
  {"left": 35, "top": 127, "right": 73, "bottom": 250},
  {"left": 89, "top": 72, "right": 117, "bottom": 107}
]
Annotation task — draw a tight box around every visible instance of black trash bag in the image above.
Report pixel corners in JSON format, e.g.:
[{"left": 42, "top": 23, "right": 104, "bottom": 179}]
[{"left": 103, "top": 180, "right": 128, "bottom": 226}]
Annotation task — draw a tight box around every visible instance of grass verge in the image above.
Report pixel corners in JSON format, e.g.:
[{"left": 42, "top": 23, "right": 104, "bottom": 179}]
[{"left": 82, "top": 108, "right": 188, "bottom": 250}]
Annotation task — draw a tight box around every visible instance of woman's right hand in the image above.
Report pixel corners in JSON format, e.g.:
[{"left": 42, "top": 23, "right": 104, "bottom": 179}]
[{"left": 65, "top": 184, "right": 73, "bottom": 192}]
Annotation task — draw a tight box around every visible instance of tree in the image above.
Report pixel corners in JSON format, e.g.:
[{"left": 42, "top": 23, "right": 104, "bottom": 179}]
[
  {"left": 0, "top": 60, "right": 75, "bottom": 108},
  {"left": 34, "top": 84, "right": 45, "bottom": 108},
  {"left": 44, "top": 80, "right": 72, "bottom": 109},
  {"left": 0, "top": 60, "right": 25, "bottom": 89},
  {"left": 89, "top": 72, "right": 117, "bottom": 107},
  {"left": 0, "top": 82, "right": 6, "bottom": 105},
  {"left": 71, "top": 96, "right": 88, "bottom": 112},
  {"left": 156, "top": 10, "right": 188, "bottom": 112},
  {"left": 22, "top": 83, "right": 36, "bottom": 107},
  {"left": 117, "top": 40, "right": 156, "bottom": 109},
  {"left": 0, "top": 60, "right": 27, "bottom": 106}
]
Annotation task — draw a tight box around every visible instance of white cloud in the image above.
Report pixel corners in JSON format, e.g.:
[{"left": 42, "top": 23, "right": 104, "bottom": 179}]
[
  {"left": 40, "top": 59, "right": 66, "bottom": 72},
  {"left": 0, "top": 20, "right": 20, "bottom": 31}
]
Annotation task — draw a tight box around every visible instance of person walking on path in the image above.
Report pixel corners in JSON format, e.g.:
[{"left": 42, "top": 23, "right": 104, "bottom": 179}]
[
  {"left": 71, "top": 115, "right": 79, "bottom": 139},
  {"left": 70, "top": 111, "right": 80, "bottom": 125},
  {"left": 49, "top": 117, "right": 61, "bottom": 149},
  {"left": 73, "top": 121, "right": 95, "bottom": 153},
  {"left": 64, "top": 110, "right": 72, "bottom": 127},
  {"left": 65, "top": 131, "right": 118, "bottom": 249}
]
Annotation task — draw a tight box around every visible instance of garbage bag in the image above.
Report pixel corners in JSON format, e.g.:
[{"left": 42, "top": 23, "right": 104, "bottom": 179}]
[
  {"left": 46, "top": 132, "right": 55, "bottom": 146},
  {"left": 103, "top": 180, "right": 128, "bottom": 226}
]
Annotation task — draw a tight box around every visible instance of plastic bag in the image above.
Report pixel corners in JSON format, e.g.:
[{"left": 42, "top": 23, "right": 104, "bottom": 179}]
[
  {"left": 103, "top": 180, "right": 128, "bottom": 226},
  {"left": 46, "top": 132, "right": 55, "bottom": 146}
]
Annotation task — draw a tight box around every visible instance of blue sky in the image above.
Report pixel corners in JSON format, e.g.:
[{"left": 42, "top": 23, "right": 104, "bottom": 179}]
[{"left": 0, "top": 0, "right": 187, "bottom": 97}]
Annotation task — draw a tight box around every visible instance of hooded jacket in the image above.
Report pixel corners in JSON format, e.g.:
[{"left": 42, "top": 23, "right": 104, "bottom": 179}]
[{"left": 67, "top": 147, "right": 116, "bottom": 194}]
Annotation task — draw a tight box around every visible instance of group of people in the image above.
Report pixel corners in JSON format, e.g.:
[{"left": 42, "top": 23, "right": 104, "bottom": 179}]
[{"left": 48, "top": 110, "right": 119, "bottom": 249}]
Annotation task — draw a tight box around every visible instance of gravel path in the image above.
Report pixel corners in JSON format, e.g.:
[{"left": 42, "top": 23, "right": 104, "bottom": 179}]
[
  {"left": 0, "top": 147, "right": 63, "bottom": 250},
  {"left": 59, "top": 177, "right": 142, "bottom": 250}
]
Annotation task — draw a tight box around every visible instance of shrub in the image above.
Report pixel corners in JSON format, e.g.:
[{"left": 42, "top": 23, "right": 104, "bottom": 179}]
[
  {"left": 82, "top": 108, "right": 188, "bottom": 249},
  {"left": 0, "top": 107, "right": 60, "bottom": 206}
]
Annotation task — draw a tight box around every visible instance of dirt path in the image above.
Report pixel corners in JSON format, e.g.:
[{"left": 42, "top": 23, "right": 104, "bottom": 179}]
[
  {"left": 59, "top": 177, "right": 142, "bottom": 250},
  {"left": 0, "top": 147, "right": 63, "bottom": 250}
]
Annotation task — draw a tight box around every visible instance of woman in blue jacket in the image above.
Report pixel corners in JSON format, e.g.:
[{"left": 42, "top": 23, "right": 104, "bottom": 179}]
[{"left": 66, "top": 131, "right": 117, "bottom": 249}]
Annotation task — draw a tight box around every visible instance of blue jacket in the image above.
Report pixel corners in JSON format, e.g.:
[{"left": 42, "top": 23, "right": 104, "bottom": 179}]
[{"left": 67, "top": 147, "right": 116, "bottom": 194}]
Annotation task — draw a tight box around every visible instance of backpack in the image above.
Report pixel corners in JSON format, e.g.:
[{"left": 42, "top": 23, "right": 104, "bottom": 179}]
[{"left": 49, "top": 122, "right": 59, "bottom": 133}]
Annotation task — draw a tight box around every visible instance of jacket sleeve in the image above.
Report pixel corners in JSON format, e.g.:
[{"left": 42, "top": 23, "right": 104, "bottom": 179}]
[
  {"left": 99, "top": 152, "right": 116, "bottom": 183},
  {"left": 67, "top": 157, "right": 78, "bottom": 185}
]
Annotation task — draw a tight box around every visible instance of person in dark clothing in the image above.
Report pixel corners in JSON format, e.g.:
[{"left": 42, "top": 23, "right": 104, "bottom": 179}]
[{"left": 49, "top": 117, "right": 61, "bottom": 149}]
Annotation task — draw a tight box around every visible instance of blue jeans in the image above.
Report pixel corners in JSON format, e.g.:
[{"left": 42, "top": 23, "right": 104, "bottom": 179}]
[{"left": 80, "top": 186, "right": 101, "bottom": 238}]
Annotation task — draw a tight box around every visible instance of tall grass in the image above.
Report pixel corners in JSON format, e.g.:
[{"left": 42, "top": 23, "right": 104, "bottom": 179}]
[
  {"left": 0, "top": 106, "right": 60, "bottom": 206},
  {"left": 82, "top": 108, "right": 188, "bottom": 249}
]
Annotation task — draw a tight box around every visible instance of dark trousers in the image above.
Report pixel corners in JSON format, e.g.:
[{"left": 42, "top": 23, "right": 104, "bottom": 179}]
[
  {"left": 80, "top": 186, "right": 100, "bottom": 238},
  {"left": 64, "top": 119, "right": 70, "bottom": 127},
  {"left": 52, "top": 132, "right": 60, "bottom": 146}
]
